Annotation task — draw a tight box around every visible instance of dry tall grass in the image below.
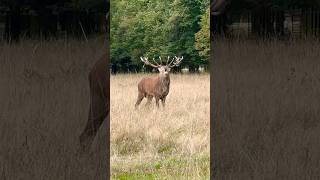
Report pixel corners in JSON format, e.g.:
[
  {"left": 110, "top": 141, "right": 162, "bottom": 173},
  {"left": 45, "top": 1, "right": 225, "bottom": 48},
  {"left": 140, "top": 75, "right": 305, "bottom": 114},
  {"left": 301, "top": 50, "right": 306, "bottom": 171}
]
[
  {"left": 0, "top": 38, "right": 109, "bottom": 180},
  {"left": 212, "top": 40, "right": 320, "bottom": 179},
  {"left": 111, "top": 73, "right": 210, "bottom": 179}
]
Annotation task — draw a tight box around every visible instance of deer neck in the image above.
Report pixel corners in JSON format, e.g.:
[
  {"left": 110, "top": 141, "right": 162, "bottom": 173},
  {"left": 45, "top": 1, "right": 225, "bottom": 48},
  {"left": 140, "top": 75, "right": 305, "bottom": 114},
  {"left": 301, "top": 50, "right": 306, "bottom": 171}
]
[
  {"left": 158, "top": 74, "right": 170, "bottom": 91},
  {"left": 158, "top": 74, "right": 169, "bottom": 82}
]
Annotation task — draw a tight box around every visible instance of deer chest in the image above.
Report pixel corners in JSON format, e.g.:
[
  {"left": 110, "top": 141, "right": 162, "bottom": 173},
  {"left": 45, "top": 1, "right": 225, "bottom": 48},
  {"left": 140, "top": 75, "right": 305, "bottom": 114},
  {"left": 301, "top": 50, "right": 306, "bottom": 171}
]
[{"left": 160, "top": 80, "right": 170, "bottom": 95}]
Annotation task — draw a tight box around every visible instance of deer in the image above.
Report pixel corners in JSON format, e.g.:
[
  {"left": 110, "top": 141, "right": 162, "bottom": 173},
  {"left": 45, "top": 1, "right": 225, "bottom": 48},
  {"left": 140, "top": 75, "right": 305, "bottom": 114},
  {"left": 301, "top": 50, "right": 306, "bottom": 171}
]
[
  {"left": 79, "top": 53, "right": 110, "bottom": 153},
  {"left": 78, "top": 6, "right": 110, "bottom": 154},
  {"left": 135, "top": 56, "right": 183, "bottom": 108}
]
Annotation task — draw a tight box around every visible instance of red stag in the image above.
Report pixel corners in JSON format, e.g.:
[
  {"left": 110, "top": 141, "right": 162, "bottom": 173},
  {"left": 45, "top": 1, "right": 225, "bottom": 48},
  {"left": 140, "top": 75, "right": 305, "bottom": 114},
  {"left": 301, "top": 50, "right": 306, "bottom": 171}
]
[
  {"left": 78, "top": 6, "right": 110, "bottom": 152},
  {"left": 135, "top": 56, "right": 183, "bottom": 108},
  {"left": 79, "top": 53, "right": 109, "bottom": 152}
]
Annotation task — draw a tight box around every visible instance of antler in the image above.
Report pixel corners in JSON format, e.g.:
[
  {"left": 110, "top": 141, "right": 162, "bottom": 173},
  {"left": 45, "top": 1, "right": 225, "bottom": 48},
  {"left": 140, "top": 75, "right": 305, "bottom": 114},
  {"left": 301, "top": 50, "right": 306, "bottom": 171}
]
[
  {"left": 166, "top": 56, "right": 170, "bottom": 65},
  {"left": 167, "top": 56, "right": 183, "bottom": 67},
  {"left": 159, "top": 56, "right": 163, "bottom": 65},
  {"left": 140, "top": 57, "right": 161, "bottom": 68}
]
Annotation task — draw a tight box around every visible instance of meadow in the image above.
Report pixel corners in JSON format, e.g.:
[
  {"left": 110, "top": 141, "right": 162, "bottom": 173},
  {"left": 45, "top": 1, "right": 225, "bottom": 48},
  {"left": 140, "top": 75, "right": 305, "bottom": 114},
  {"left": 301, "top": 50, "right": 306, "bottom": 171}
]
[
  {"left": 3, "top": 37, "right": 318, "bottom": 180},
  {"left": 0, "top": 38, "right": 210, "bottom": 180},
  {"left": 110, "top": 73, "right": 210, "bottom": 179},
  {"left": 212, "top": 39, "right": 320, "bottom": 179},
  {"left": 0, "top": 39, "right": 109, "bottom": 180}
]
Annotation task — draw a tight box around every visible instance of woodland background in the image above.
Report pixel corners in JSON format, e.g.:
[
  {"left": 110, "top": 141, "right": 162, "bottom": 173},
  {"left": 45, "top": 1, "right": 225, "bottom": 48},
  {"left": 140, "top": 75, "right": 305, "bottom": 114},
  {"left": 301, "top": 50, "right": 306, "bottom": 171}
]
[{"left": 110, "top": 0, "right": 210, "bottom": 73}]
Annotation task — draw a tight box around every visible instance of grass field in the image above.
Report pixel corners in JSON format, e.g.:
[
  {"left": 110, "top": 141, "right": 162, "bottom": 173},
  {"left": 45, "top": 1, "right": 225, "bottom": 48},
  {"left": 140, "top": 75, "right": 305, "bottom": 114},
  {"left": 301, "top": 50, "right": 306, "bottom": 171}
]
[
  {"left": 0, "top": 39, "right": 109, "bottom": 180},
  {"left": 110, "top": 73, "right": 210, "bottom": 179},
  {"left": 212, "top": 40, "right": 320, "bottom": 179},
  {"left": 4, "top": 37, "right": 319, "bottom": 179}
]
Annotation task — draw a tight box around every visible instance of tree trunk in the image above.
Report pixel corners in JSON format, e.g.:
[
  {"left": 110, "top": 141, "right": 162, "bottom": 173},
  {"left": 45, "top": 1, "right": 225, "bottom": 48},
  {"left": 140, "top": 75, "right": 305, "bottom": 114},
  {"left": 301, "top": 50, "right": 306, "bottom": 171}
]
[
  {"left": 275, "top": 10, "right": 285, "bottom": 37},
  {"left": 189, "top": 64, "right": 198, "bottom": 73},
  {"left": 252, "top": 7, "right": 274, "bottom": 38},
  {"left": 5, "top": 6, "right": 22, "bottom": 42}
]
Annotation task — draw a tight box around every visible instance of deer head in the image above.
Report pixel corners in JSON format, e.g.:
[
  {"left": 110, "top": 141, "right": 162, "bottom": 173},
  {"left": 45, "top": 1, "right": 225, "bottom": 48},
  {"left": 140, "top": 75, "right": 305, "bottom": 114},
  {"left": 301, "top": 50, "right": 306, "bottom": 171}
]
[{"left": 140, "top": 56, "right": 183, "bottom": 76}]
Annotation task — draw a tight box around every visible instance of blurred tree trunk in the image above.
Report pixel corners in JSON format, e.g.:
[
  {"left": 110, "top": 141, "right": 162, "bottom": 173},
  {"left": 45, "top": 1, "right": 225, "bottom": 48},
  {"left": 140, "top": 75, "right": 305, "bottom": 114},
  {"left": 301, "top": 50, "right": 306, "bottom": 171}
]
[
  {"left": 5, "top": 5, "right": 21, "bottom": 42},
  {"left": 252, "top": 8, "right": 285, "bottom": 38},
  {"left": 189, "top": 64, "right": 198, "bottom": 73},
  {"left": 252, "top": 7, "right": 273, "bottom": 38},
  {"left": 275, "top": 10, "right": 285, "bottom": 37},
  {"left": 212, "top": 14, "right": 228, "bottom": 36},
  {"left": 37, "top": 8, "right": 57, "bottom": 39}
]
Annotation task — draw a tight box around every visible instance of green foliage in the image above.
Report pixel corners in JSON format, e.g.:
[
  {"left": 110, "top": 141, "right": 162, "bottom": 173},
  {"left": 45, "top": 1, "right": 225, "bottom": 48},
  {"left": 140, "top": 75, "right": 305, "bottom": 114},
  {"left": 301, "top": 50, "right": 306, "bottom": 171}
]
[
  {"left": 110, "top": 0, "right": 209, "bottom": 72},
  {"left": 195, "top": 7, "right": 210, "bottom": 59}
]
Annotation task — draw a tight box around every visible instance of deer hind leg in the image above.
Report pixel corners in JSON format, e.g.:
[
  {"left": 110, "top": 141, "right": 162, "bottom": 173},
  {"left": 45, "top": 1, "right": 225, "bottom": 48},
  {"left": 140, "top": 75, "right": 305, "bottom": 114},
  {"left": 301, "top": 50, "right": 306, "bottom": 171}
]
[
  {"left": 145, "top": 95, "right": 153, "bottom": 106},
  {"left": 135, "top": 92, "right": 144, "bottom": 108},
  {"left": 79, "top": 108, "right": 106, "bottom": 152},
  {"left": 161, "top": 96, "right": 166, "bottom": 108},
  {"left": 79, "top": 87, "right": 107, "bottom": 152}
]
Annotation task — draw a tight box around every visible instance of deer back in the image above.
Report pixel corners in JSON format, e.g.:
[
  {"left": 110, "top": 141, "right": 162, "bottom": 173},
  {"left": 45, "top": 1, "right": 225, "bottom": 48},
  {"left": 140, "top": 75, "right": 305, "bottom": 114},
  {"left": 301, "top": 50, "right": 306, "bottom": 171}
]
[{"left": 138, "top": 75, "right": 170, "bottom": 98}]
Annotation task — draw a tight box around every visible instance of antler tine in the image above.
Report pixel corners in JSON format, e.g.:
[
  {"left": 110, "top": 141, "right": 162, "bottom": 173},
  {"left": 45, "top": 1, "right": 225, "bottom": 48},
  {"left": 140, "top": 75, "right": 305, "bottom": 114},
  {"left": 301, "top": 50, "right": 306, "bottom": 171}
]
[
  {"left": 167, "top": 56, "right": 176, "bottom": 67},
  {"left": 140, "top": 57, "right": 149, "bottom": 66},
  {"left": 140, "top": 57, "right": 148, "bottom": 64},
  {"left": 168, "top": 56, "right": 183, "bottom": 67},
  {"left": 166, "top": 56, "right": 170, "bottom": 65},
  {"left": 140, "top": 56, "right": 159, "bottom": 68},
  {"left": 159, "top": 56, "right": 162, "bottom": 65},
  {"left": 173, "top": 56, "right": 183, "bottom": 66},
  {"left": 152, "top": 58, "right": 160, "bottom": 66}
]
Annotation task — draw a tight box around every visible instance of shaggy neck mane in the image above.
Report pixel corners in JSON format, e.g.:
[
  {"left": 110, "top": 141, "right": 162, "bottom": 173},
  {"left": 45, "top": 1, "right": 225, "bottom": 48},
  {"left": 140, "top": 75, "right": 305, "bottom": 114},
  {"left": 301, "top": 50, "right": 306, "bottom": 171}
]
[
  {"left": 158, "top": 74, "right": 169, "bottom": 83},
  {"left": 157, "top": 74, "right": 170, "bottom": 93}
]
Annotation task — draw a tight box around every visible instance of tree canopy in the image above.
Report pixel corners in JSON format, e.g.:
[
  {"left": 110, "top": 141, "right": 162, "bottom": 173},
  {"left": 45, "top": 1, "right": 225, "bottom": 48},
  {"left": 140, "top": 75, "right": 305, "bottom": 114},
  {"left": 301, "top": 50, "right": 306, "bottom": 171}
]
[{"left": 110, "top": 0, "right": 209, "bottom": 73}]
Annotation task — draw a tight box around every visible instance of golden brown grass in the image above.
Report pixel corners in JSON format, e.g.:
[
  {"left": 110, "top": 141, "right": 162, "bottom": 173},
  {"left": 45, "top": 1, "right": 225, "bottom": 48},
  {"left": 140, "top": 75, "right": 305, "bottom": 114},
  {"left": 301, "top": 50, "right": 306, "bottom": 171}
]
[
  {"left": 0, "top": 38, "right": 109, "bottom": 180},
  {"left": 212, "top": 39, "right": 320, "bottom": 179},
  {"left": 111, "top": 73, "right": 210, "bottom": 179}
]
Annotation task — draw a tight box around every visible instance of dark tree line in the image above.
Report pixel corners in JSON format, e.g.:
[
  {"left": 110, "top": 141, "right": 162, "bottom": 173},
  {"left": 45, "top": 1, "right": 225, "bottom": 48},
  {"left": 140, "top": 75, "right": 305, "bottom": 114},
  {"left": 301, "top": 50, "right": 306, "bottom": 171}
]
[
  {"left": 0, "top": 0, "right": 108, "bottom": 41},
  {"left": 213, "top": 0, "right": 320, "bottom": 38}
]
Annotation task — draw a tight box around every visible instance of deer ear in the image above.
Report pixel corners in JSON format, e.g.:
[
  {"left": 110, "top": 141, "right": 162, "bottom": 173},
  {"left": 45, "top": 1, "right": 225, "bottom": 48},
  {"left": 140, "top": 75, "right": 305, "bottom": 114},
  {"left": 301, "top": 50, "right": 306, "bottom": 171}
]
[{"left": 157, "top": 67, "right": 161, "bottom": 72}]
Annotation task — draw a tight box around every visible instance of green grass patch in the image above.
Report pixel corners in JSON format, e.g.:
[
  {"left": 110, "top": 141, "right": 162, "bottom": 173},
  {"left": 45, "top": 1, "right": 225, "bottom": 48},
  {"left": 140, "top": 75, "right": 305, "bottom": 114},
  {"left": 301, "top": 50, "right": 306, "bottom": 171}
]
[
  {"left": 111, "top": 155, "right": 209, "bottom": 180},
  {"left": 113, "top": 173, "right": 155, "bottom": 180}
]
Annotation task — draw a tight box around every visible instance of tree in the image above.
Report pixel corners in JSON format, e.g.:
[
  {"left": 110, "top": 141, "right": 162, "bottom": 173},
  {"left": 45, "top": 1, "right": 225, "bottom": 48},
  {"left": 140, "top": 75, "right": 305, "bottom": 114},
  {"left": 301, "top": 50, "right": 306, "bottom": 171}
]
[
  {"left": 1, "top": 0, "right": 107, "bottom": 41},
  {"left": 111, "top": 0, "right": 209, "bottom": 73},
  {"left": 195, "top": 7, "right": 210, "bottom": 59}
]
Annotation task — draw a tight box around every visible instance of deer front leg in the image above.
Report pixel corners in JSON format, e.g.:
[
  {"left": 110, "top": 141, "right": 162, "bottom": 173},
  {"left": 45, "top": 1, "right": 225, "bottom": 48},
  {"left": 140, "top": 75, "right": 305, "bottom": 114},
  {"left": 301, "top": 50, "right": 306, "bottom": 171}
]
[
  {"left": 155, "top": 97, "right": 160, "bottom": 108},
  {"left": 79, "top": 93, "right": 107, "bottom": 152},
  {"left": 135, "top": 92, "right": 144, "bottom": 108}
]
